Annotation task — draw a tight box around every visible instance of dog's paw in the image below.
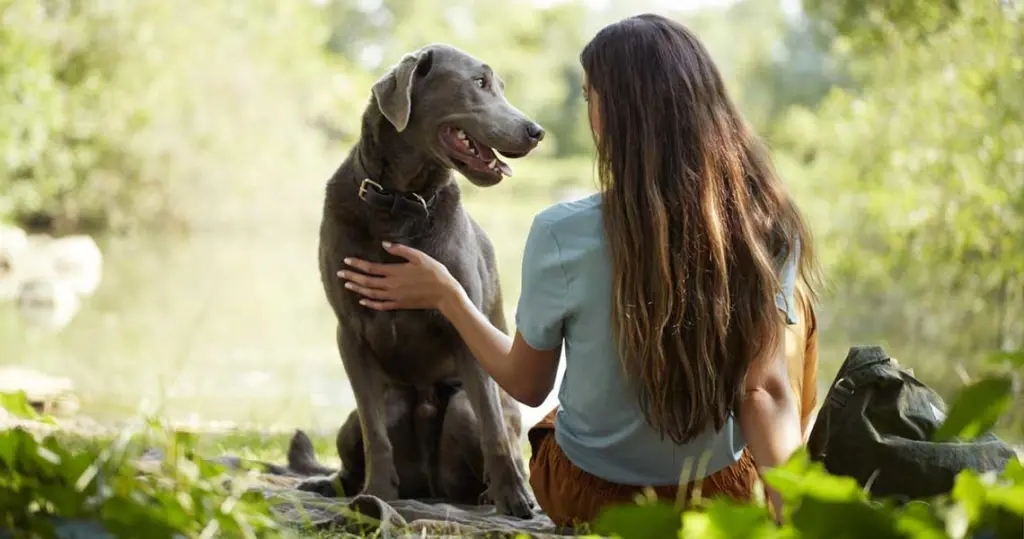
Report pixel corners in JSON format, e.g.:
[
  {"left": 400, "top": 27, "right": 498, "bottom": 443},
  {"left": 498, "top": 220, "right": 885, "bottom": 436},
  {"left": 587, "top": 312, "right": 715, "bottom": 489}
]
[
  {"left": 295, "top": 474, "right": 343, "bottom": 498},
  {"left": 361, "top": 471, "right": 400, "bottom": 501},
  {"left": 491, "top": 482, "right": 538, "bottom": 519},
  {"left": 487, "top": 460, "right": 538, "bottom": 519}
]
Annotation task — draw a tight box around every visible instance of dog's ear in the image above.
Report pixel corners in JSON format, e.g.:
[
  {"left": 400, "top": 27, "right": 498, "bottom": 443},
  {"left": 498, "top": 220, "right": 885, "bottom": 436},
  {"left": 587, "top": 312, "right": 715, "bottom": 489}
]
[{"left": 372, "top": 49, "right": 435, "bottom": 133}]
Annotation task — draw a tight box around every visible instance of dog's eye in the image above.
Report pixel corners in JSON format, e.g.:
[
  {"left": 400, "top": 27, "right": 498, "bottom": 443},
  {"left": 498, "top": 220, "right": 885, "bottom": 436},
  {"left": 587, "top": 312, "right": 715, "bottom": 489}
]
[{"left": 473, "top": 77, "right": 486, "bottom": 89}]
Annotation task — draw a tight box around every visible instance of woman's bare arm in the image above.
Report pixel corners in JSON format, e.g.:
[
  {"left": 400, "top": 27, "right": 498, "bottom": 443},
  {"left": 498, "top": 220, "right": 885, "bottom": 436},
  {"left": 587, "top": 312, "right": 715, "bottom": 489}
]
[
  {"left": 439, "top": 287, "right": 561, "bottom": 407},
  {"left": 738, "top": 333, "right": 803, "bottom": 522},
  {"left": 337, "top": 242, "right": 561, "bottom": 408}
]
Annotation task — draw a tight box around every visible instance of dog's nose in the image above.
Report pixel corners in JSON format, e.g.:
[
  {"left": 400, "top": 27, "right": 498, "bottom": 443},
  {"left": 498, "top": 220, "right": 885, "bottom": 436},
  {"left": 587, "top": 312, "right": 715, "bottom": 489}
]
[{"left": 526, "top": 122, "right": 545, "bottom": 142}]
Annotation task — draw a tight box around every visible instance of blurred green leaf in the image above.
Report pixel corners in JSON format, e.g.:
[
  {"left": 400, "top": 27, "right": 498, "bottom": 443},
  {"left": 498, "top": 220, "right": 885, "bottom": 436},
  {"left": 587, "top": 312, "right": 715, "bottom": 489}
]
[
  {"left": 0, "top": 391, "right": 38, "bottom": 420},
  {"left": 764, "top": 448, "right": 866, "bottom": 504},
  {"left": 933, "top": 375, "right": 1015, "bottom": 442},
  {"left": 592, "top": 501, "right": 681, "bottom": 539},
  {"left": 791, "top": 498, "right": 902, "bottom": 539},
  {"left": 895, "top": 501, "right": 947, "bottom": 539},
  {"left": 987, "top": 350, "right": 1024, "bottom": 369},
  {"left": 680, "top": 498, "right": 781, "bottom": 539},
  {"left": 1002, "top": 458, "right": 1024, "bottom": 485},
  {"left": 952, "top": 470, "right": 987, "bottom": 525}
]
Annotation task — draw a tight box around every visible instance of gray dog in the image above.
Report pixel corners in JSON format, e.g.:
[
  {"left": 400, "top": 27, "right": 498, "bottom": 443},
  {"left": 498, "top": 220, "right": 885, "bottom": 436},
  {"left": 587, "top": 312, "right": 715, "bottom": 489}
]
[{"left": 303, "top": 44, "right": 544, "bottom": 517}]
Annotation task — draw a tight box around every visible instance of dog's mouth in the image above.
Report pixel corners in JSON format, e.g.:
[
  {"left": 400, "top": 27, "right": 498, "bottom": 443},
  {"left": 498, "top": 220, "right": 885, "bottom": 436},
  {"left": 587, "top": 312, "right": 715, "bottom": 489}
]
[{"left": 439, "top": 126, "right": 523, "bottom": 179}]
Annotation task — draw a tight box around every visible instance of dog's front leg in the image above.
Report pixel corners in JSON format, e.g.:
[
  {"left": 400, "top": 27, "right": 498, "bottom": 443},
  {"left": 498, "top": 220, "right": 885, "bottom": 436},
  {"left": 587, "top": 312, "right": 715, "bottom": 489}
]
[
  {"left": 300, "top": 325, "right": 399, "bottom": 500},
  {"left": 455, "top": 348, "right": 537, "bottom": 517},
  {"left": 340, "top": 325, "right": 401, "bottom": 500}
]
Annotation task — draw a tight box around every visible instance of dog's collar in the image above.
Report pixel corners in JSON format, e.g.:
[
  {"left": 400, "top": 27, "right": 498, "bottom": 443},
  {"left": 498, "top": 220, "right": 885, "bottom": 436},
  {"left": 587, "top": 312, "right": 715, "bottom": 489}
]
[{"left": 357, "top": 178, "right": 437, "bottom": 218}]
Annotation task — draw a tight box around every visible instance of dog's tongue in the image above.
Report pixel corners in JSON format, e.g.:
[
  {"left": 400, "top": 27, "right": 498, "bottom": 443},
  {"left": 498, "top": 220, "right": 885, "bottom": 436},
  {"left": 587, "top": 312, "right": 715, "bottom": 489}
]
[
  {"left": 470, "top": 144, "right": 513, "bottom": 177},
  {"left": 495, "top": 159, "right": 513, "bottom": 177}
]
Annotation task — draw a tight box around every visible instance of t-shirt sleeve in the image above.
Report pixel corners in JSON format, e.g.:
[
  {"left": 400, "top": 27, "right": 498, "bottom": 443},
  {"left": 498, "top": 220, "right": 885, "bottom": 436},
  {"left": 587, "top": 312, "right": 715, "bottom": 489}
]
[
  {"left": 514, "top": 217, "right": 569, "bottom": 351},
  {"left": 775, "top": 236, "right": 800, "bottom": 325}
]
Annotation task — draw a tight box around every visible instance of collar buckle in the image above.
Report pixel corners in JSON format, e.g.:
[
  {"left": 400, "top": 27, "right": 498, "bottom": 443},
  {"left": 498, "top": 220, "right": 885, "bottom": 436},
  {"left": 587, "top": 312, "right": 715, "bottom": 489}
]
[{"left": 358, "top": 178, "right": 383, "bottom": 201}]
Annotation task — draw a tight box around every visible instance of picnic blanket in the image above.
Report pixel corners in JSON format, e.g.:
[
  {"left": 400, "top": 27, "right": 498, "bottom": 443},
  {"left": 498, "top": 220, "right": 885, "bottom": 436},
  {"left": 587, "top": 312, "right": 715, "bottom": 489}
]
[
  {"left": 2, "top": 478, "right": 582, "bottom": 539},
  {"left": 214, "top": 451, "right": 581, "bottom": 538},
  {"left": 263, "top": 488, "right": 581, "bottom": 538}
]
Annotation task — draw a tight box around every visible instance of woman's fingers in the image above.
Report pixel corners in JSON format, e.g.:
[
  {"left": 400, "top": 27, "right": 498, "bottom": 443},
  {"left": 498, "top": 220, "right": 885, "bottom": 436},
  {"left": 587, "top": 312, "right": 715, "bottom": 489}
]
[
  {"left": 342, "top": 257, "right": 392, "bottom": 276},
  {"left": 344, "top": 281, "right": 394, "bottom": 301},
  {"left": 337, "top": 269, "right": 388, "bottom": 289},
  {"left": 382, "top": 241, "right": 424, "bottom": 264},
  {"left": 358, "top": 298, "right": 400, "bottom": 311}
]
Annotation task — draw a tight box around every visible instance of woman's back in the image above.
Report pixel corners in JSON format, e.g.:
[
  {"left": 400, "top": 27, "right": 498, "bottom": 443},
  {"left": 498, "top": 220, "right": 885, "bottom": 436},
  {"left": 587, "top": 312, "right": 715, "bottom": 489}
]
[{"left": 517, "top": 193, "right": 804, "bottom": 486}]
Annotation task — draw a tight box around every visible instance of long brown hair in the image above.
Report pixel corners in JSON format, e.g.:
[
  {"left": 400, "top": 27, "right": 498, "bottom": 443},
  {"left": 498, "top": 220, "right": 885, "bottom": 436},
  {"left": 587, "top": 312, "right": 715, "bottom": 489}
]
[{"left": 581, "top": 14, "right": 822, "bottom": 444}]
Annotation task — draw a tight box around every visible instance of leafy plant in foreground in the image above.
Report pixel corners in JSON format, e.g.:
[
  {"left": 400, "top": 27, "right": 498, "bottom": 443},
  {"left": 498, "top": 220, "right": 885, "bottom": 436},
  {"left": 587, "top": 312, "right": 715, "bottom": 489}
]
[
  {"left": 592, "top": 349, "right": 1024, "bottom": 539},
  {"left": 0, "top": 391, "right": 281, "bottom": 538}
]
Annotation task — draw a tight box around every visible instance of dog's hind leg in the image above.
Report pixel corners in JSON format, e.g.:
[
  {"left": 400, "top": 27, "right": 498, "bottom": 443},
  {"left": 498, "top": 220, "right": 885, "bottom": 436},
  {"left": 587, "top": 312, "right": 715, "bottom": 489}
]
[
  {"left": 437, "top": 389, "right": 488, "bottom": 504},
  {"left": 335, "top": 409, "right": 366, "bottom": 490},
  {"left": 290, "top": 419, "right": 364, "bottom": 497}
]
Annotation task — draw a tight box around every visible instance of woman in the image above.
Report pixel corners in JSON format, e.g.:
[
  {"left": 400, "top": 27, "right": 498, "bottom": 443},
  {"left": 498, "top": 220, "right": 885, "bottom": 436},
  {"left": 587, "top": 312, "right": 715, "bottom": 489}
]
[{"left": 338, "top": 14, "right": 821, "bottom": 526}]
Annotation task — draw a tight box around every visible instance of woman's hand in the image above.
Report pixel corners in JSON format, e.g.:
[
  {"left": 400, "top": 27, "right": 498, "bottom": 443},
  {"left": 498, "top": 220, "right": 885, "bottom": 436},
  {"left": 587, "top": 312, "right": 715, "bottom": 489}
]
[{"left": 337, "top": 241, "right": 463, "bottom": 311}]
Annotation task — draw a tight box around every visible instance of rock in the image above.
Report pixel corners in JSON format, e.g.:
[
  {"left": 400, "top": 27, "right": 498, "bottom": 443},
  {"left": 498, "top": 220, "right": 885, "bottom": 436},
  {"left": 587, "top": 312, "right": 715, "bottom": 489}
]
[
  {"left": 17, "top": 275, "right": 82, "bottom": 331},
  {"left": 37, "top": 234, "right": 104, "bottom": 297},
  {"left": 0, "top": 224, "right": 29, "bottom": 301},
  {"left": 4, "top": 232, "right": 103, "bottom": 330},
  {"left": 0, "top": 366, "right": 79, "bottom": 416}
]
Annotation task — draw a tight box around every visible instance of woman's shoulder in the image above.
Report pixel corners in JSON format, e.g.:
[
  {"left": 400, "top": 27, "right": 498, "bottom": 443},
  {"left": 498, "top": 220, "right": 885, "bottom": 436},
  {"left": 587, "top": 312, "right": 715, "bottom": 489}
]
[{"left": 532, "top": 192, "right": 603, "bottom": 231}]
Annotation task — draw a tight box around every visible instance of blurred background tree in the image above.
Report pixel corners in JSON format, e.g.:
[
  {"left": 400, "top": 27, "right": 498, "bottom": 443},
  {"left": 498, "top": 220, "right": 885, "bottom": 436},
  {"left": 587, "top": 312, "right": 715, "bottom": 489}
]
[
  {"left": 775, "top": 0, "right": 1023, "bottom": 398},
  {"left": 1, "top": 0, "right": 1020, "bottom": 436}
]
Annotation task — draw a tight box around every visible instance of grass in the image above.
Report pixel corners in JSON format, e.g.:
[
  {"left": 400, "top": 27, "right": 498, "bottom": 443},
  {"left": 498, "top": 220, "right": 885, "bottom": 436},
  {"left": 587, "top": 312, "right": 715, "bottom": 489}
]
[
  {"left": 4, "top": 352, "right": 1024, "bottom": 538},
  {"left": 6, "top": 394, "right": 1024, "bottom": 539},
  {"left": 0, "top": 398, "right": 550, "bottom": 539}
]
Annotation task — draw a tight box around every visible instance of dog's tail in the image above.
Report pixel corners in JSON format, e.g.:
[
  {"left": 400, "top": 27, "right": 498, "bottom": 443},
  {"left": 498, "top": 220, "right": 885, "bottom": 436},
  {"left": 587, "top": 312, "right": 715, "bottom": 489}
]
[{"left": 286, "top": 429, "right": 338, "bottom": 476}]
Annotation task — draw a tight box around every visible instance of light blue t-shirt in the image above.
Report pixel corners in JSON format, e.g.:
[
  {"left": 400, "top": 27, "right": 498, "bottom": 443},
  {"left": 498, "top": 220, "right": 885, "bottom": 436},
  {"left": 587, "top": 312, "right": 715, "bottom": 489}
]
[{"left": 514, "top": 193, "right": 800, "bottom": 486}]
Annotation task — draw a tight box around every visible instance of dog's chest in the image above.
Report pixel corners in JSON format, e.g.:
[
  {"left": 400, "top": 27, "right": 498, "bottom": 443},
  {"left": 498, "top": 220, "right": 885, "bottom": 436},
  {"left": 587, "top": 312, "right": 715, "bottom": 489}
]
[{"left": 360, "top": 308, "right": 462, "bottom": 384}]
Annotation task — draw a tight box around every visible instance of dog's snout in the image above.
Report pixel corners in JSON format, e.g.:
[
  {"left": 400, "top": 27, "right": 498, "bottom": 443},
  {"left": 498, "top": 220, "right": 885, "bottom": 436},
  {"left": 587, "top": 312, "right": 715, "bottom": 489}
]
[{"left": 525, "top": 122, "right": 545, "bottom": 142}]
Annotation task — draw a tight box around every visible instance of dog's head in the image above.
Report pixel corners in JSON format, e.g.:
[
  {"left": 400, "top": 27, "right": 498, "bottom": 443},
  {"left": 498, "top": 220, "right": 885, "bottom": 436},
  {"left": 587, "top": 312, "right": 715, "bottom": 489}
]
[{"left": 371, "top": 44, "right": 544, "bottom": 187}]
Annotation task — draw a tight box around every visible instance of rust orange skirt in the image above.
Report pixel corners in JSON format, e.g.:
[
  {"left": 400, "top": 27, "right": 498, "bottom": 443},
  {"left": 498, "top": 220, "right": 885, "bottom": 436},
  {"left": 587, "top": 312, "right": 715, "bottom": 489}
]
[
  {"left": 526, "top": 288, "right": 819, "bottom": 527},
  {"left": 527, "top": 409, "right": 759, "bottom": 528}
]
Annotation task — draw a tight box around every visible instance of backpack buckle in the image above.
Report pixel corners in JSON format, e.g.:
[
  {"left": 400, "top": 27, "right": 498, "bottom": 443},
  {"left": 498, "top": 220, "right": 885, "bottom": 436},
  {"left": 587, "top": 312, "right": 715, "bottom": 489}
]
[{"left": 829, "top": 377, "right": 856, "bottom": 408}]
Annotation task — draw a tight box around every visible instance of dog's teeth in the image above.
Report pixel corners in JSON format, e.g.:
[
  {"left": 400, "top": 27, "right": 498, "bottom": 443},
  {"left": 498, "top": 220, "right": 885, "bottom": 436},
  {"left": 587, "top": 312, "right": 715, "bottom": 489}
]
[
  {"left": 488, "top": 159, "right": 497, "bottom": 169},
  {"left": 456, "top": 130, "right": 467, "bottom": 140}
]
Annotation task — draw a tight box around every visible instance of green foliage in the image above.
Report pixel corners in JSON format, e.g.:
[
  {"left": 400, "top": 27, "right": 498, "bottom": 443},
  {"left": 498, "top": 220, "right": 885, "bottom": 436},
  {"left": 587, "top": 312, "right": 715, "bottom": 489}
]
[
  {"left": 0, "top": 0, "right": 349, "bottom": 233},
  {"left": 0, "top": 391, "right": 38, "bottom": 421},
  {"left": 802, "top": 0, "right": 965, "bottom": 55},
  {"left": 594, "top": 354, "right": 1024, "bottom": 539},
  {"left": 0, "top": 391, "right": 281, "bottom": 538},
  {"left": 593, "top": 446, "right": 1024, "bottom": 539},
  {"left": 2, "top": 360, "right": 1023, "bottom": 537},
  {"left": 593, "top": 500, "right": 682, "bottom": 539},
  {"left": 989, "top": 351, "right": 1024, "bottom": 369},
  {"left": 777, "top": 0, "right": 1024, "bottom": 396},
  {"left": 680, "top": 498, "right": 784, "bottom": 539},
  {"left": 933, "top": 375, "right": 1016, "bottom": 442}
]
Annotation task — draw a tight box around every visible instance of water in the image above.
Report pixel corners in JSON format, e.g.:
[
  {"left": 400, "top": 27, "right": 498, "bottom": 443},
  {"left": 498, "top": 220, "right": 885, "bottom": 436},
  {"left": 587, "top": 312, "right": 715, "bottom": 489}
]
[
  {"left": 0, "top": 228, "right": 350, "bottom": 431},
  {"left": 0, "top": 179, "right": 569, "bottom": 432}
]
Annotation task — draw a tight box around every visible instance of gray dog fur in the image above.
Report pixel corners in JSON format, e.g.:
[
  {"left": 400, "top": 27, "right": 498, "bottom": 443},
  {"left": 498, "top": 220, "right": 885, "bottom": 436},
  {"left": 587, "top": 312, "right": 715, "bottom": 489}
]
[{"left": 299, "top": 44, "right": 545, "bottom": 518}]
